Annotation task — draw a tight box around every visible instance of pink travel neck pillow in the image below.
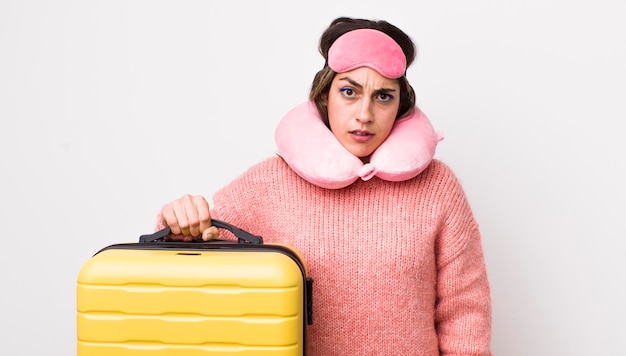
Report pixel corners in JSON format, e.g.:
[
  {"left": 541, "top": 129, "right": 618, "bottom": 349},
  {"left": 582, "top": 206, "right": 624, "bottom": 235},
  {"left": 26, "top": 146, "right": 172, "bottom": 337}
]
[{"left": 275, "top": 101, "right": 444, "bottom": 189}]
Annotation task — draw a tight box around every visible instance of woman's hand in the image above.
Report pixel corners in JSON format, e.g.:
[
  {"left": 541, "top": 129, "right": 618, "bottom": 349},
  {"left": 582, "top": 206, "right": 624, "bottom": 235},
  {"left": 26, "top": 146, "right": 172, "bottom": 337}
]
[{"left": 160, "top": 194, "right": 219, "bottom": 241}]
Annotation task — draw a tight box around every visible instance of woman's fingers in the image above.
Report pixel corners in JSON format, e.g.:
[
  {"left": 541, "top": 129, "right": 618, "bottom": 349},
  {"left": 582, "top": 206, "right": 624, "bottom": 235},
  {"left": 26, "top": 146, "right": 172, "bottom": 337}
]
[
  {"left": 161, "top": 194, "right": 212, "bottom": 237},
  {"left": 161, "top": 201, "right": 183, "bottom": 235},
  {"left": 185, "top": 194, "right": 211, "bottom": 237}
]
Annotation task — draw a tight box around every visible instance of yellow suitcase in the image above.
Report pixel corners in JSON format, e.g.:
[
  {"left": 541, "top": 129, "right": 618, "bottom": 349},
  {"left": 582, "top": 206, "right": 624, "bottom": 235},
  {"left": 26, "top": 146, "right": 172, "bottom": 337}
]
[{"left": 77, "top": 219, "right": 313, "bottom": 355}]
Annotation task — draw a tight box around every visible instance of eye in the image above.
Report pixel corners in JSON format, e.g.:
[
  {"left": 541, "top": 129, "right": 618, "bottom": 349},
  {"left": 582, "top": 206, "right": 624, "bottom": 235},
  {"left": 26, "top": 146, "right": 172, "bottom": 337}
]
[
  {"left": 339, "top": 87, "right": 355, "bottom": 98},
  {"left": 376, "top": 92, "right": 394, "bottom": 103}
]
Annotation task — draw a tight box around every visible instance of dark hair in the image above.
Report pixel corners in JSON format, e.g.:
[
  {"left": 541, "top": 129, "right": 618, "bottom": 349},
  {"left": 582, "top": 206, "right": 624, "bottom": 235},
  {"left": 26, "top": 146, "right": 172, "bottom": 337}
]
[{"left": 309, "top": 17, "right": 417, "bottom": 126}]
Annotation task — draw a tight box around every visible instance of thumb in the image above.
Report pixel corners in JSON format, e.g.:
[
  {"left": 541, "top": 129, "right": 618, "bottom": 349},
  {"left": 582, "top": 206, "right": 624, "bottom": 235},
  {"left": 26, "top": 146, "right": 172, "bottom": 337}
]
[{"left": 201, "top": 226, "right": 220, "bottom": 241}]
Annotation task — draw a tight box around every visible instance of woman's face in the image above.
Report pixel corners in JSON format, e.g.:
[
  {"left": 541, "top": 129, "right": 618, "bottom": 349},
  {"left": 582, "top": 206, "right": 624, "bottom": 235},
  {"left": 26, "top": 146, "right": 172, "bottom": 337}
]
[{"left": 324, "top": 67, "right": 400, "bottom": 162}]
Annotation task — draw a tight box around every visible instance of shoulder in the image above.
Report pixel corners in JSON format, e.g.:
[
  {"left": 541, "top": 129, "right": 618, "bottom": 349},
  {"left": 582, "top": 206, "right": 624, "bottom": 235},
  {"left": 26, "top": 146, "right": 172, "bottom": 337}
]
[
  {"left": 218, "top": 155, "right": 301, "bottom": 193},
  {"left": 422, "top": 158, "right": 457, "bottom": 177},
  {"left": 418, "top": 159, "right": 465, "bottom": 189},
  {"left": 414, "top": 159, "right": 475, "bottom": 212},
  {"left": 237, "top": 156, "right": 295, "bottom": 182},
  {"left": 245, "top": 155, "right": 290, "bottom": 172}
]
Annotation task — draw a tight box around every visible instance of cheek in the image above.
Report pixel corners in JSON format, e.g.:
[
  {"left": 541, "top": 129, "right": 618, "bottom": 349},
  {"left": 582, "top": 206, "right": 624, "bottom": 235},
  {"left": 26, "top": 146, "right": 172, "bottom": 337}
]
[
  {"left": 379, "top": 110, "right": 398, "bottom": 135},
  {"left": 326, "top": 102, "right": 347, "bottom": 131},
  {"left": 378, "top": 123, "right": 395, "bottom": 144},
  {"left": 326, "top": 110, "right": 340, "bottom": 138}
]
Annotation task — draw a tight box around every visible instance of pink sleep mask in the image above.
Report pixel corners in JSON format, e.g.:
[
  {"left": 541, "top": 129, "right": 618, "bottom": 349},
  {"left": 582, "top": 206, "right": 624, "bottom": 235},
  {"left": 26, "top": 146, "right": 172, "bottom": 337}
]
[
  {"left": 328, "top": 28, "right": 406, "bottom": 79},
  {"left": 275, "top": 101, "right": 444, "bottom": 189}
]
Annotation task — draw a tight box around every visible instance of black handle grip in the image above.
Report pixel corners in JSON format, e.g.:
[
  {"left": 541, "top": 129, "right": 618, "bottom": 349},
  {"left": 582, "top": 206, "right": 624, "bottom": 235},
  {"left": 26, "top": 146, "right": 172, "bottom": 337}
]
[{"left": 139, "top": 219, "right": 263, "bottom": 244}]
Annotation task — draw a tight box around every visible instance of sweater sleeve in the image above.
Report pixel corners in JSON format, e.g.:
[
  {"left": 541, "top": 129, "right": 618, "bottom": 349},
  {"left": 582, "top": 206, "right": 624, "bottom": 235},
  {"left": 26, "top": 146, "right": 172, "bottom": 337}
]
[{"left": 434, "top": 172, "right": 492, "bottom": 355}]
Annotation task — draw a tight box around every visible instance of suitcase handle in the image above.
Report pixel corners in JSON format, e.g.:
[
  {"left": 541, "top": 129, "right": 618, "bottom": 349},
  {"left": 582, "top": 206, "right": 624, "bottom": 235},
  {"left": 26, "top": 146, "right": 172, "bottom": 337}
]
[{"left": 139, "top": 219, "right": 263, "bottom": 244}]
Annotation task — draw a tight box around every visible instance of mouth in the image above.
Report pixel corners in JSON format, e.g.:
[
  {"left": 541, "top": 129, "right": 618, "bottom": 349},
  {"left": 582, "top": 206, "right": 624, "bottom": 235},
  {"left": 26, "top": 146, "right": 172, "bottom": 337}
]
[
  {"left": 349, "top": 130, "right": 373, "bottom": 137},
  {"left": 349, "top": 129, "right": 374, "bottom": 143}
]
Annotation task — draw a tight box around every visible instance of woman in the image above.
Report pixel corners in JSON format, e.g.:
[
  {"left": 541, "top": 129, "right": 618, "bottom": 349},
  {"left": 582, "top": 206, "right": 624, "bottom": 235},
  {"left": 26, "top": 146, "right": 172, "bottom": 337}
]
[{"left": 159, "top": 17, "right": 492, "bottom": 355}]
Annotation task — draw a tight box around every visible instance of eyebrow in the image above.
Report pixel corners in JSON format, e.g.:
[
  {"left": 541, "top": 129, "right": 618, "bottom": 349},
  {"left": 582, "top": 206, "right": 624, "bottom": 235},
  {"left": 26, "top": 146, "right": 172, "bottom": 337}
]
[{"left": 337, "top": 76, "right": 398, "bottom": 93}]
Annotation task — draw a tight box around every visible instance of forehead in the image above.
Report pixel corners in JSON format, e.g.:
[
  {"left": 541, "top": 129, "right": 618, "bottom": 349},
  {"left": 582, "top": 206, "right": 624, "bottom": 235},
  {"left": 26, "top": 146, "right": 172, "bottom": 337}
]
[{"left": 332, "top": 67, "right": 400, "bottom": 89}]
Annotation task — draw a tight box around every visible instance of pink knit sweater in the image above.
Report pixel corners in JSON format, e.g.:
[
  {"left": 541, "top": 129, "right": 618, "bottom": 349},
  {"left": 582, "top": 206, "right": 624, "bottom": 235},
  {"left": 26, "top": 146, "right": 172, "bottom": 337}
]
[{"left": 205, "top": 157, "right": 492, "bottom": 355}]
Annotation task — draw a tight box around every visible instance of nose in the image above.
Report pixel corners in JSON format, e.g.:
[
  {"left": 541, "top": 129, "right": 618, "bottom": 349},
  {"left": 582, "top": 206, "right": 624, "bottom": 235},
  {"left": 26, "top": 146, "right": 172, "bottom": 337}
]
[{"left": 355, "top": 98, "right": 374, "bottom": 123}]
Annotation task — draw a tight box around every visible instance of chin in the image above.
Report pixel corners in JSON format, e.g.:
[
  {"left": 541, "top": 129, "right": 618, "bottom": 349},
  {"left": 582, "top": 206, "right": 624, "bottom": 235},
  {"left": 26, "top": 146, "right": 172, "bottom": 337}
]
[
  {"left": 344, "top": 144, "right": 376, "bottom": 161},
  {"left": 354, "top": 150, "right": 374, "bottom": 162}
]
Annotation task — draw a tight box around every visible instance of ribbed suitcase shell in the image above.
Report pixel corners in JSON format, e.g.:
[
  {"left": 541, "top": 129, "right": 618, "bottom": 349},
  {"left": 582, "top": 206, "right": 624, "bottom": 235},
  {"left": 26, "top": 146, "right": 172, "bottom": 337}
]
[{"left": 77, "top": 235, "right": 311, "bottom": 355}]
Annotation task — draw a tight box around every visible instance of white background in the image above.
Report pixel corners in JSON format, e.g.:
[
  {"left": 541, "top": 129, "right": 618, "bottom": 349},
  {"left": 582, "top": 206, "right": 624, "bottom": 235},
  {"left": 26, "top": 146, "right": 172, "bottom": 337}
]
[{"left": 1, "top": 1, "right": 625, "bottom": 354}]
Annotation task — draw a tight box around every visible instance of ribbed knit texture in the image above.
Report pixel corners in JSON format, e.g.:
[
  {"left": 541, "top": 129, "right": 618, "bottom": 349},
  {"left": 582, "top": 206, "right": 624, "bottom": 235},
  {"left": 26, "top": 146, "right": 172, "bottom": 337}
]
[{"left": 162, "top": 157, "right": 492, "bottom": 355}]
